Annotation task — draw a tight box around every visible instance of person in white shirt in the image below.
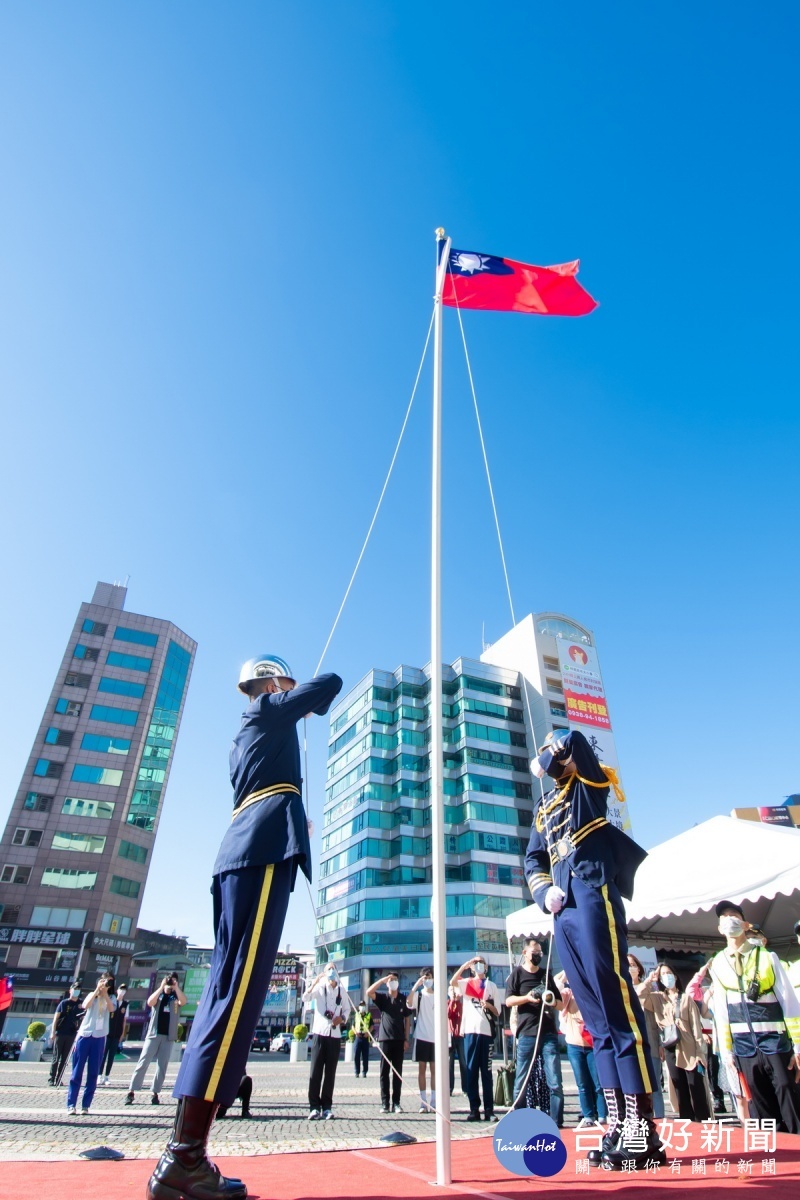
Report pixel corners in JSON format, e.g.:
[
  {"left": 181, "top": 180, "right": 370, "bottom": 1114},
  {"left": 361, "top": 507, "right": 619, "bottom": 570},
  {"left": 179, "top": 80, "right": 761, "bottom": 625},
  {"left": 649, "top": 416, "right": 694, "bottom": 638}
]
[
  {"left": 450, "top": 956, "right": 499, "bottom": 1122},
  {"left": 303, "top": 964, "right": 348, "bottom": 1120},
  {"left": 408, "top": 969, "right": 437, "bottom": 1112},
  {"left": 66, "top": 971, "right": 116, "bottom": 1115}
]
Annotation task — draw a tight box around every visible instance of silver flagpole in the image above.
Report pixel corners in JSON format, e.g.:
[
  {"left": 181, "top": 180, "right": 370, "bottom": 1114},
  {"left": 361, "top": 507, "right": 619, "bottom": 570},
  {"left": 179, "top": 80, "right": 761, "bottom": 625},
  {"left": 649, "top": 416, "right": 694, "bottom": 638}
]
[{"left": 431, "top": 227, "right": 452, "bottom": 1186}]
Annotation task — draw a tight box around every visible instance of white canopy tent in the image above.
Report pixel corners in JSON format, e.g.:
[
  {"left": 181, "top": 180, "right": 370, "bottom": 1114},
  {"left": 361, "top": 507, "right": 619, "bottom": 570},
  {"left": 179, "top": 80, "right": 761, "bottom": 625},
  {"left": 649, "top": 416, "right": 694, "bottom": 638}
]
[{"left": 506, "top": 816, "right": 800, "bottom": 954}]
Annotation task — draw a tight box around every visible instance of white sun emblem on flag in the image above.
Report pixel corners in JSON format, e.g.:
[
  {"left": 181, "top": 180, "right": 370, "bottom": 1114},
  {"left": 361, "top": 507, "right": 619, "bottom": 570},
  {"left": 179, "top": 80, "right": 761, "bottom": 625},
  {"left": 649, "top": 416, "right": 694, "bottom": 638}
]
[{"left": 451, "top": 252, "right": 490, "bottom": 274}]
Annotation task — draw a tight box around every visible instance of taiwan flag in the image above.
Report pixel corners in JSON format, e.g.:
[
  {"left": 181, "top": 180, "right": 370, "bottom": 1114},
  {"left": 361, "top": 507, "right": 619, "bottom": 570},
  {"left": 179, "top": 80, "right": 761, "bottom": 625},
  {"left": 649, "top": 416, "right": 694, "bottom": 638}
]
[{"left": 442, "top": 247, "right": 597, "bottom": 316}]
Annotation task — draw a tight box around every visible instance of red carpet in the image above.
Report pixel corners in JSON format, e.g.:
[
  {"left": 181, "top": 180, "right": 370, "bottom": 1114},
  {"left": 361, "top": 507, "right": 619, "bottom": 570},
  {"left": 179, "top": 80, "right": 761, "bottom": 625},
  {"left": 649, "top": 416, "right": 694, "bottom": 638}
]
[{"left": 3, "top": 1130, "right": 798, "bottom": 1198}]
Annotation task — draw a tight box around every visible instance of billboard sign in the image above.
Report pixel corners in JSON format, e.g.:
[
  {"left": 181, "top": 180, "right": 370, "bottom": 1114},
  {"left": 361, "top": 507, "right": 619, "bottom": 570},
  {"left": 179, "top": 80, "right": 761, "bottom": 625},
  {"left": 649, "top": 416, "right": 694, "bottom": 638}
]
[
  {"left": 181, "top": 966, "right": 210, "bottom": 1017},
  {"left": 555, "top": 640, "right": 631, "bottom": 833}
]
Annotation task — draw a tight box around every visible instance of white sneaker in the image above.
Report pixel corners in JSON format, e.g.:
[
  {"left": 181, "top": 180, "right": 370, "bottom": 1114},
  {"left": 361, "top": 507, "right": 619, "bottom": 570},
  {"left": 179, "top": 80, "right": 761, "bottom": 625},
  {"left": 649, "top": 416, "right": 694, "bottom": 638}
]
[
  {"left": 308, "top": 1108, "right": 321, "bottom": 1121},
  {"left": 102, "top": 1078, "right": 110, "bottom": 1087},
  {"left": 575, "top": 1117, "right": 604, "bottom": 1130},
  {"left": 67, "top": 1105, "right": 77, "bottom": 1115},
  {"left": 323, "top": 1109, "right": 334, "bottom": 1121}
]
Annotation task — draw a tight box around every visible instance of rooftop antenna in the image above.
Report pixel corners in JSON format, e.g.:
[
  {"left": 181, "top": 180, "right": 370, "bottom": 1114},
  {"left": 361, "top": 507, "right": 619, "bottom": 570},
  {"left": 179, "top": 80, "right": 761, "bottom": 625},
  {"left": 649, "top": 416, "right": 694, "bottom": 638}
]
[{"left": 481, "top": 621, "right": 489, "bottom": 653}]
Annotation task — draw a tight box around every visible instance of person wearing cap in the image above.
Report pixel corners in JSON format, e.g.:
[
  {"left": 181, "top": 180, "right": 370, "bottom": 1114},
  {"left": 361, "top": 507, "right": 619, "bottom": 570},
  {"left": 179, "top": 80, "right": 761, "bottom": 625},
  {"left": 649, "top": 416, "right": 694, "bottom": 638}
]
[
  {"left": 147, "top": 655, "right": 342, "bottom": 1200},
  {"left": 708, "top": 900, "right": 800, "bottom": 1133},
  {"left": 525, "top": 728, "right": 659, "bottom": 1169}
]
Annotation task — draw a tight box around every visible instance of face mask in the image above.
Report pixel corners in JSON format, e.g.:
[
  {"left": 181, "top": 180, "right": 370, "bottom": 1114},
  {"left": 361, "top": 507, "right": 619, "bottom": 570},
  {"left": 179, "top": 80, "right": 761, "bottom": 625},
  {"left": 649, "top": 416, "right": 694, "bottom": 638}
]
[
  {"left": 719, "top": 916, "right": 744, "bottom": 937},
  {"left": 748, "top": 938, "right": 765, "bottom": 948},
  {"left": 423, "top": 979, "right": 434, "bottom": 990},
  {"left": 358, "top": 1004, "right": 365, "bottom": 1012},
  {"left": 387, "top": 980, "right": 398, "bottom": 992},
  {"left": 527, "top": 952, "right": 542, "bottom": 966},
  {"left": 662, "top": 973, "right": 676, "bottom": 989},
  {"left": 474, "top": 963, "right": 486, "bottom": 978},
  {"left": 70, "top": 990, "right": 80, "bottom": 999}
]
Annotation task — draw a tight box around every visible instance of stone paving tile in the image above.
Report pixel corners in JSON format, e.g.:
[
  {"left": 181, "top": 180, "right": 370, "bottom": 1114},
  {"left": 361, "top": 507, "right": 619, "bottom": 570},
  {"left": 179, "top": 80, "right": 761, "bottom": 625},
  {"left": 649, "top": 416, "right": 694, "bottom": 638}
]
[{"left": 0, "top": 1053, "right": 584, "bottom": 1161}]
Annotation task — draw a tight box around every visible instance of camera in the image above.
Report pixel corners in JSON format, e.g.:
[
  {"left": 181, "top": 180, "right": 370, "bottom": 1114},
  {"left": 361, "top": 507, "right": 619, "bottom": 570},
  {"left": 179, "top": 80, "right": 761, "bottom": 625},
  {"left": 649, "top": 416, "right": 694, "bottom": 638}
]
[
  {"left": 746, "top": 979, "right": 761, "bottom": 1003},
  {"left": 323, "top": 1010, "right": 335, "bottom": 1020}
]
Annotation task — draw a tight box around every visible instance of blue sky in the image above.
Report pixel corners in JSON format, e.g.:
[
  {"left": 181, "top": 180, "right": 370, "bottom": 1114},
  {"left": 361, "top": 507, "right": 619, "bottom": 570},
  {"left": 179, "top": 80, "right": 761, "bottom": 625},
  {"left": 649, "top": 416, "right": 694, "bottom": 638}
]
[{"left": 1, "top": 3, "right": 798, "bottom": 948}]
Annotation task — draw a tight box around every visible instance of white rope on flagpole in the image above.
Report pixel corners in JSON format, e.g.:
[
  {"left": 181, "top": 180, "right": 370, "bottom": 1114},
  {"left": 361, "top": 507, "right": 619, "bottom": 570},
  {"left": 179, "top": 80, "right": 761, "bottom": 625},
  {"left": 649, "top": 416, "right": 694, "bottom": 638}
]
[{"left": 313, "top": 305, "right": 436, "bottom": 678}]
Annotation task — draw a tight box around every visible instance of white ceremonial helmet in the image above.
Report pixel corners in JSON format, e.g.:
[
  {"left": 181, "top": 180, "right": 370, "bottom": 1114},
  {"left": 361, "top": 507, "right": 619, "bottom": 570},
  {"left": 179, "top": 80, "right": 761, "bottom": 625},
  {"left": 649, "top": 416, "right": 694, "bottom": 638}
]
[{"left": 237, "top": 653, "right": 296, "bottom": 694}]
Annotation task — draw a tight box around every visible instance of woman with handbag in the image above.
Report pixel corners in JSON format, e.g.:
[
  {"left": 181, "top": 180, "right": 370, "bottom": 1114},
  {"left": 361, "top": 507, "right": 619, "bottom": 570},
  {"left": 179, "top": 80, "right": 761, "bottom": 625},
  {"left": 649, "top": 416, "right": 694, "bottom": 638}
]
[{"left": 636, "top": 965, "right": 710, "bottom": 1121}]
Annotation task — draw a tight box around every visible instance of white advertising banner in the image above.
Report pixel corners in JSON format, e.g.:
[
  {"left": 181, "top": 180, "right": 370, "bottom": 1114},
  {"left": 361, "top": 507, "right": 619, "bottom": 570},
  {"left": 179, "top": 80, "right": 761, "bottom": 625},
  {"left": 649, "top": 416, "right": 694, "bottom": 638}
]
[{"left": 555, "top": 639, "right": 632, "bottom": 833}]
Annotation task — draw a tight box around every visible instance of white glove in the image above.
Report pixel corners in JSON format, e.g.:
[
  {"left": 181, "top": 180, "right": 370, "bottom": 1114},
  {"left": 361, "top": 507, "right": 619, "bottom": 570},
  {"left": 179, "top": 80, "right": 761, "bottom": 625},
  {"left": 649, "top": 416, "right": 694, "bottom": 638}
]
[{"left": 544, "top": 886, "right": 566, "bottom": 914}]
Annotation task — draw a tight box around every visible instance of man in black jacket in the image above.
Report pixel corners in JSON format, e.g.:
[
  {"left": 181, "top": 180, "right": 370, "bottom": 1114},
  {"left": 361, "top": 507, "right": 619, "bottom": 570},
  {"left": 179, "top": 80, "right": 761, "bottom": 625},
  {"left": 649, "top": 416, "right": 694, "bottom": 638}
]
[{"left": 49, "top": 984, "right": 82, "bottom": 1086}]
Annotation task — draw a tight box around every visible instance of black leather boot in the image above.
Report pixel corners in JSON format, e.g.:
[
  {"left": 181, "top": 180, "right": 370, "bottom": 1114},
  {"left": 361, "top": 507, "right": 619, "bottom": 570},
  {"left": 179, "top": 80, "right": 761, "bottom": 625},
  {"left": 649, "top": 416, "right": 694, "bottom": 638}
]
[
  {"left": 146, "top": 1097, "right": 247, "bottom": 1200},
  {"left": 601, "top": 1093, "right": 666, "bottom": 1171},
  {"left": 587, "top": 1088, "right": 623, "bottom": 1165}
]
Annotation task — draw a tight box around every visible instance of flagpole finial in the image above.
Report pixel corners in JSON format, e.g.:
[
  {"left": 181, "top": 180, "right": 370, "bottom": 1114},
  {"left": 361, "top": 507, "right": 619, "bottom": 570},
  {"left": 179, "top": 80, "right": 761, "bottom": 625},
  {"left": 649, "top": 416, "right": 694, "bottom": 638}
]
[{"left": 435, "top": 227, "right": 446, "bottom": 241}]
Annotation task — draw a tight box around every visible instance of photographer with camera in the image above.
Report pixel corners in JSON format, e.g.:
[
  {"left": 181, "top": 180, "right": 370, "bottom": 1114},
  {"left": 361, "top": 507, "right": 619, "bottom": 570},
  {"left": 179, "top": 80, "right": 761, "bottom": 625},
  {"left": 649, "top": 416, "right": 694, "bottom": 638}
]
[
  {"left": 450, "top": 956, "right": 499, "bottom": 1122},
  {"left": 506, "top": 939, "right": 563, "bottom": 1122},
  {"left": 66, "top": 971, "right": 116, "bottom": 1115},
  {"left": 125, "top": 973, "right": 186, "bottom": 1106},
  {"left": 303, "top": 964, "right": 348, "bottom": 1120}
]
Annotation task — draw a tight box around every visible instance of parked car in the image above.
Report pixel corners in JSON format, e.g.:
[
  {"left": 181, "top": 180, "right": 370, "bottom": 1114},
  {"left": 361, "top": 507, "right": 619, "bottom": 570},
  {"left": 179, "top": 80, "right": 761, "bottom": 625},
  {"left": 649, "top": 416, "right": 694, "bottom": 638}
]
[
  {"left": 0, "top": 1040, "right": 21, "bottom": 1061},
  {"left": 270, "top": 1032, "right": 292, "bottom": 1053},
  {"left": 251, "top": 1028, "right": 271, "bottom": 1052}
]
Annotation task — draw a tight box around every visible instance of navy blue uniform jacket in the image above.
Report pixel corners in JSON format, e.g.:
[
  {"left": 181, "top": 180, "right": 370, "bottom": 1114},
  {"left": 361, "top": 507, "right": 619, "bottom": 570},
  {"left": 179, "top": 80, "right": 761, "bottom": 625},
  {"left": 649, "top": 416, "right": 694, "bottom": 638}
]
[
  {"left": 524, "top": 729, "right": 646, "bottom": 910},
  {"left": 212, "top": 673, "right": 343, "bottom": 880}
]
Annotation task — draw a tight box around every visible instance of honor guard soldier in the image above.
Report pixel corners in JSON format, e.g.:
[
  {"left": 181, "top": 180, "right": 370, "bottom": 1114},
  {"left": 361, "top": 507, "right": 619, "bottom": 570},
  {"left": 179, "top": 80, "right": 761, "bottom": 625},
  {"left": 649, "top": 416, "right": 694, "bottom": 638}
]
[
  {"left": 526, "top": 728, "right": 661, "bottom": 1170},
  {"left": 147, "top": 654, "right": 342, "bottom": 1200}
]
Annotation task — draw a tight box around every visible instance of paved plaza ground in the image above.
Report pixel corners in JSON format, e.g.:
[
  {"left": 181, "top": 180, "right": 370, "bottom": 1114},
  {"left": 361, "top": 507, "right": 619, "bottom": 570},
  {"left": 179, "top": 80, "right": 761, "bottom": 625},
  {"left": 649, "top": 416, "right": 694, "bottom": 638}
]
[{"left": 0, "top": 1043, "right": 586, "bottom": 1161}]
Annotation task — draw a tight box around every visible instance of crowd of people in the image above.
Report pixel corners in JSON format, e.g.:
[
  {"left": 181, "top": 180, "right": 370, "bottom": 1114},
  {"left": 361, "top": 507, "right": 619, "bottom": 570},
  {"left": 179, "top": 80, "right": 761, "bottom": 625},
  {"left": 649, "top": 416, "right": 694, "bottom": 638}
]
[{"left": 46, "top": 970, "right": 185, "bottom": 1115}]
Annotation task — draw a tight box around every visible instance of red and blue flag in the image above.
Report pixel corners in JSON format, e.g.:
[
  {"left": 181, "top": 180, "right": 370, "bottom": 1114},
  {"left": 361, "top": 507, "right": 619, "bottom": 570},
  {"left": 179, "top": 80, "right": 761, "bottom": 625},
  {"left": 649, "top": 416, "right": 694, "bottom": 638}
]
[{"left": 442, "top": 247, "right": 597, "bottom": 317}]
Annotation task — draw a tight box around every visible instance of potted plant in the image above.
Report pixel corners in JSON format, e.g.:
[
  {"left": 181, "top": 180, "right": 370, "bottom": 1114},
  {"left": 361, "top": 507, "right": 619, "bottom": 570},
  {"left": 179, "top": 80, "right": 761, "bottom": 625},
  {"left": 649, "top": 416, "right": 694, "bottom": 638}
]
[
  {"left": 19, "top": 1021, "right": 47, "bottom": 1063},
  {"left": 290, "top": 1023, "right": 309, "bottom": 1063},
  {"left": 344, "top": 1025, "right": 356, "bottom": 1063}
]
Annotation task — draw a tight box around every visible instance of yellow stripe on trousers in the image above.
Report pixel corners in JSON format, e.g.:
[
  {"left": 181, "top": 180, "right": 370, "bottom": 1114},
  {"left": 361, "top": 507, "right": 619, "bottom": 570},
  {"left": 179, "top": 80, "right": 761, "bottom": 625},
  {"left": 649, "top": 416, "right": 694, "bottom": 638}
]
[
  {"left": 601, "top": 883, "right": 650, "bottom": 1090},
  {"left": 204, "top": 863, "right": 274, "bottom": 1102}
]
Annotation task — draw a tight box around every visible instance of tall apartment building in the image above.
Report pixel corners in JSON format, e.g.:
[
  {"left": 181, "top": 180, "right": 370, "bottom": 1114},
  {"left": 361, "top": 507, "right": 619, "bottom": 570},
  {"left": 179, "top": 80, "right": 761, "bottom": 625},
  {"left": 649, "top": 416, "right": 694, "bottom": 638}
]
[
  {"left": 0, "top": 582, "right": 196, "bottom": 1038},
  {"left": 315, "top": 611, "right": 625, "bottom": 999}
]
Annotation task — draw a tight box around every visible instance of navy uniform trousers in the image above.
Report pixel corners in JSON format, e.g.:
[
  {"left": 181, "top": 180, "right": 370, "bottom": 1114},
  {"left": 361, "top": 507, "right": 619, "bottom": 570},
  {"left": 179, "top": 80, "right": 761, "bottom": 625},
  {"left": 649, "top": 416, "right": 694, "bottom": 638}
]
[
  {"left": 174, "top": 856, "right": 294, "bottom": 1108},
  {"left": 554, "top": 875, "right": 655, "bottom": 1097}
]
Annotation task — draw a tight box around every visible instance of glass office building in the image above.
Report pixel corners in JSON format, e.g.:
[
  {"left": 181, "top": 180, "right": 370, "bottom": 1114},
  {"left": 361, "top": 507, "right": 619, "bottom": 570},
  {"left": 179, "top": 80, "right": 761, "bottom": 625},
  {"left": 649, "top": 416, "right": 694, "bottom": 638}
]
[
  {"left": 0, "top": 582, "right": 196, "bottom": 1036},
  {"left": 317, "top": 656, "right": 535, "bottom": 998}
]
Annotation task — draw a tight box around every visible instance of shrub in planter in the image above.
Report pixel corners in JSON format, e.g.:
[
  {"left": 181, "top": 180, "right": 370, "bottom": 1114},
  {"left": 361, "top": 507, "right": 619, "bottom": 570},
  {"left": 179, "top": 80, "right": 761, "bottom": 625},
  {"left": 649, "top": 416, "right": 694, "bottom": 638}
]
[
  {"left": 293, "top": 1024, "right": 309, "bottom": 1041},
  {"left": 347, "top": 1027, "right": 356, "bottom": 1042},
  {"left": 26, "top": 1022, "right": 47, "bottom": 1041}
]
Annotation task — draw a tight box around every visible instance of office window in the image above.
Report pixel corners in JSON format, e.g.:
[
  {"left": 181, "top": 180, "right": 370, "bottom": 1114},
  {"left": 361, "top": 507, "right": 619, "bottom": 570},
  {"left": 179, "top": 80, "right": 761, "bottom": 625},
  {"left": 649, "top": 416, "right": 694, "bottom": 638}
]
[
  {"left": 61, "top": 796, "right": 115, "bottom": 820},
  {"left": 24, "top": 793, "right": 52, "bottom": 812},
  {"left": 80, "top": 732, "right": 131, "bottom": 756},
  {"left": 101, "top": 912, "right": 133, "bottom": 935},
  {"left": 52, "top": 831, "right": 107, "bottom": 854},
  {"left": 34, "top": 759, "right": 63, "bottom": 779},
  {"left": 45, "top": 727, "right": 73, "bottom": 747},
  {"left": 549, "top": 702, "right": 567, "bottom": 717},
  {"left": 1, "top": 865, "right": 31, "bottom": 884},
  {"left": 12, "top": 828, "right": 43, "bottom": 848},
  {"left": 70, "top": 764, "right": 123, "bottom": 787},
  {"left": 82, "top": 619, "right": 108, "bottom": 636},
  {"left": 118, "top": 840, "right": 148, "bottom": 865},
  {"left": 106, "top": 651, "right": 152, "bottom": 673},
  {"left": 89, "top": 704, "right": 138, "bottom": 727},
  {"left": 41, "top": 867, "right": 97, "bottom": 890},
  {"left": 0, "top": 905, "right": 21, "bottom": 925},
  {"left": 114, "top": 627, "right": 158, "bottom": 647},
  {"left": 98, "top": 677, "right": 145, "bottom": 699},
  {"left": 55, "top": 698, "right": 83, "bottom": 717},
  {"left": 110, "top": 875, "right": 141, "bottom": 899},
  {"left": 73, "top": 645, "right": 99, "bottom": 662},
  {"left": 30, "top": 905, "right": 86, "bottom": 928},
  {"left": 64, "top": 672, "right": 92, "bottom": 688}
]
